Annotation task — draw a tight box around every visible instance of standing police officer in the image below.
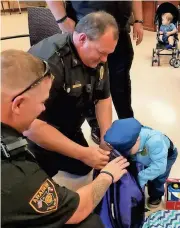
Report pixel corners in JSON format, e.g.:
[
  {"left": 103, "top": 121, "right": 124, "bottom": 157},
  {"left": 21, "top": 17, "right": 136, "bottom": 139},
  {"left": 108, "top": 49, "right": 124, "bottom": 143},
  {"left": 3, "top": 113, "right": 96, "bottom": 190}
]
[
  {"left": 25, "top": 12, "right": 118, "bottom": 177},
  {"left": 1, "top": 49, "right": 129, "bottom": 227},
  {"left": 47, "top": 0, "right": 144, "bottom": 143}
]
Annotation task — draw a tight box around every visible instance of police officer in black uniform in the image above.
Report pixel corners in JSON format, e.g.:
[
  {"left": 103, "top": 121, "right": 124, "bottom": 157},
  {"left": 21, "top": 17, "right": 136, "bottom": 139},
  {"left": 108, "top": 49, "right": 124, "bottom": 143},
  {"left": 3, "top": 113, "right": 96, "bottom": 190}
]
[
  {"left": 26, "top": 12, "right": 119, "bottom": 177},
  {"left": 1, "top": 49, "right": 129, "bottom": 227},
  {"left": 47, "top": 0, "right": 144, "bottom": 143}
]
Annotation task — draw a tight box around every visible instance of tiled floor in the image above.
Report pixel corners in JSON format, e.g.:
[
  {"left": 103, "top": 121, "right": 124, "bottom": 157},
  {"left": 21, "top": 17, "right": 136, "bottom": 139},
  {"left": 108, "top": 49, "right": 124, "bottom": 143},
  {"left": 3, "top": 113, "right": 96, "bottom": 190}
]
[{"left": 1, "top": 12, "right": 180, "bottom": 211}]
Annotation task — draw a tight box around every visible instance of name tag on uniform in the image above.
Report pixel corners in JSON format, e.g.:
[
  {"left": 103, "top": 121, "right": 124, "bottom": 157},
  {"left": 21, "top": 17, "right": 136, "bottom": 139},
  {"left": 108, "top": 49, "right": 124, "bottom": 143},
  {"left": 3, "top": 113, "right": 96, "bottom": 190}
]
[
  {"left": 100, "top": 65, "right": 104, "bottom": 80},
  {"left": 72, "top": 83, "right": 82, "bottom": 89}
]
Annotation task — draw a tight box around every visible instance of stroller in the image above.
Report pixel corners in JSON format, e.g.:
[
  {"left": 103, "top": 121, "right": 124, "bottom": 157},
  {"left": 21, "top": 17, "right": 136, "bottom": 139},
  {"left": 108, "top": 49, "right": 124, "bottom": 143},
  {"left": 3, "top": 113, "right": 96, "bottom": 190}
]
[{"left": 152, "top": 2, "right": 180, "bottom": 68}]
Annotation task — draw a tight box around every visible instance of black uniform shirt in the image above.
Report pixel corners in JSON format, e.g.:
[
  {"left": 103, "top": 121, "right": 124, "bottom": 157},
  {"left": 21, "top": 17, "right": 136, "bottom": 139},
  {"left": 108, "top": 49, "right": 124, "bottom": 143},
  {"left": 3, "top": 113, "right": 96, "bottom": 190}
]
[
  {"left": 29, "top": 33, "right": 110, "bottom": 135},
  {"left": 1, "top": 123, "right": 80, "bottom": 227},
  {"left": 69, "top": 1, "right": 132, "bottom": 29}
]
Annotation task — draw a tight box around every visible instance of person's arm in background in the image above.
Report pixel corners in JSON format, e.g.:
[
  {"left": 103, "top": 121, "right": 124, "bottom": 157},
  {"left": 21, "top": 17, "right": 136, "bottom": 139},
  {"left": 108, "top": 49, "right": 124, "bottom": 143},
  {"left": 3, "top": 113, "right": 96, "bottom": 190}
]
[
  {"left": 67, "top": 156, "right": 129, "bottom": 224},
  {"left": 138, "top": 136, "right": 168, "bottom": 188},
  {"left": 24, "top": 119, "right": 110, "bottom": 170},
  {"left": 46, "top": 0, "right": 75, "bottom": 32},
  {"left": 132, "top": 0, "right": 144, "bottom": 45}
]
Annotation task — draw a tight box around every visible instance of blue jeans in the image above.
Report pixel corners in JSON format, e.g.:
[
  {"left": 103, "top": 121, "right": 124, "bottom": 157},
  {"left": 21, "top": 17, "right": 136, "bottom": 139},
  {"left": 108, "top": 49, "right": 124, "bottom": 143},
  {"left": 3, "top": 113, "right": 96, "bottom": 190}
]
[{"left": 148, "top": 148, "right": 178, "bottom": 199}]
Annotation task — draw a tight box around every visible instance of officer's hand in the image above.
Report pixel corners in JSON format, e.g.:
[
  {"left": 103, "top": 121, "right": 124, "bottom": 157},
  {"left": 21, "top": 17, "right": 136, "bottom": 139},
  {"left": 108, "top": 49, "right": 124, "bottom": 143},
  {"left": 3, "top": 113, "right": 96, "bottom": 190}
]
[
  {"left": 83, "top": 147, "right": 110, "bottom": 169},
  {"left": 133, "top": 23, "right": 143, "bottom": 46},
  {"left": 101, "top": 156, "right": 129, "bottom": 183},
  {"left": 59, "top": 17, "right": 75, "bottom": 33}
]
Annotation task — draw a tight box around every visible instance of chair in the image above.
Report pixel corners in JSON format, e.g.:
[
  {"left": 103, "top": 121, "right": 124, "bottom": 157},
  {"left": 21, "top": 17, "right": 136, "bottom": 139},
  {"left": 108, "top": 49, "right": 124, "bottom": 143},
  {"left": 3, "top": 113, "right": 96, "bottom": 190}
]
[
  {"left": 1, "top": 1, "right": 11, "bottom": 15},
  {"left": 1, "top": 7, "right": 61, "bottom": 45},
  {"left": 27, "top": 7, "right": 61, "bottom": 46}
]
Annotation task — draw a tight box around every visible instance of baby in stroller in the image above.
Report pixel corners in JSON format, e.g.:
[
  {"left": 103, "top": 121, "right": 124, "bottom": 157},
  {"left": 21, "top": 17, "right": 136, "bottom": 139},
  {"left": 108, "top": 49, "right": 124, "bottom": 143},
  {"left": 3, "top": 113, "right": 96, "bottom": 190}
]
[
  {"left": 152, "top": 2, "right": 180, "bottom": 67},
  {"left": 159, "top": 13, "right": 178, "bottom": 49}
]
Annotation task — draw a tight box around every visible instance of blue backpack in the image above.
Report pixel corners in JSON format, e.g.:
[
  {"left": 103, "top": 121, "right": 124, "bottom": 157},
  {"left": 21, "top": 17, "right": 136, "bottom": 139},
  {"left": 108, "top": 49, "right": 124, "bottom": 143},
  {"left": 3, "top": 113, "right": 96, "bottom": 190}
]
[{"left": 94, "top": 149, "right": 145, "bottom": 228}]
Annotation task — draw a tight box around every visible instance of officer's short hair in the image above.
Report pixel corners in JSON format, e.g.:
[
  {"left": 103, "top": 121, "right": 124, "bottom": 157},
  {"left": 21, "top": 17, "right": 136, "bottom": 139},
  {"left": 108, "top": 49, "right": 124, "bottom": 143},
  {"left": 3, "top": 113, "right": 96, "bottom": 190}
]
[
  {"left": 1, "top": 49, "right": 44, "bottom": 90},
  {"left": 75, "top": 11, "right": 119, "bottom": 41}
]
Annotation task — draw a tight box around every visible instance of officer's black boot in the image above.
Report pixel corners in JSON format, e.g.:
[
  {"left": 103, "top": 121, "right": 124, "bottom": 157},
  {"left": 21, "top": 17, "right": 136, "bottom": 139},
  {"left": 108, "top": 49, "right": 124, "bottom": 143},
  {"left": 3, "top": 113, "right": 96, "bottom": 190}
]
[{"left": 89, "top": 119, "right": 100, "bottom": 145}]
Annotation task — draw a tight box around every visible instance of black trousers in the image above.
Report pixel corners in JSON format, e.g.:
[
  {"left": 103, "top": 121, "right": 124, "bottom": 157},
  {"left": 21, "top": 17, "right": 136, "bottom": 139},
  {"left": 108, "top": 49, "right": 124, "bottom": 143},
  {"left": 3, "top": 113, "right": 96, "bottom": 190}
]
[
  {"left": 28, "top": 129, "right": 92, "bottom": 177},
  {"left": 86, "top": 30, "right": 134, "bottom": 124},
  {"left": 63, "top": 214, "right": 104, "bottom": 228}
]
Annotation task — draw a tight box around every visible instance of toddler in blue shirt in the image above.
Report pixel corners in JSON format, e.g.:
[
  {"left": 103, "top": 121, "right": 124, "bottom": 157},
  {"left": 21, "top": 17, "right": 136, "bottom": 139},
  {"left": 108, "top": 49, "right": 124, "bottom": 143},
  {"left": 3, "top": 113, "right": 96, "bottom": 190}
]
[
  {"left": 104, "top": 118, "right": 178, "bottom": 208},
  {"left": 159, "top": 13, "right": 177, "bottom": 49}
]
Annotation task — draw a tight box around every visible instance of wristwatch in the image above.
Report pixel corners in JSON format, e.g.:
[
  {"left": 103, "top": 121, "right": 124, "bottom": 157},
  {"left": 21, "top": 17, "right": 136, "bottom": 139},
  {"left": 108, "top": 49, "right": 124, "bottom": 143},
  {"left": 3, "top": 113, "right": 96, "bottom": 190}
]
[
  {"left": 134, "top": 20, "right": 144, "bottom": 24},
  {"left": 56, "top": 15, "right": 68, "bottom": 24}
]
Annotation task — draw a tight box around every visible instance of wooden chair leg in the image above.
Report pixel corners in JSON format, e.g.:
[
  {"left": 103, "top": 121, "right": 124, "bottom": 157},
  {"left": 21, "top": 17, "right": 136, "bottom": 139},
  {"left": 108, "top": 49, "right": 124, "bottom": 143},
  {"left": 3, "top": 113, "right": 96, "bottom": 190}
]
[
  {"left": 8, "top": 1, "right": 11, "bottom": 15},
  {"left": 17, "top": 0, "right": 21, "bottom": 14},
  {"left": 1, "top": 2, "right": 5, "bottom": 14}
]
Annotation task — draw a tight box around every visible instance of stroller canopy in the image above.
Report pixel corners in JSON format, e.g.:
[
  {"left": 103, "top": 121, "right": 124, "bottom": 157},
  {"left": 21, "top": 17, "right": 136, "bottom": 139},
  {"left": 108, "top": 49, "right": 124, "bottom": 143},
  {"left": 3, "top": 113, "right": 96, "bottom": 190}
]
[{"left": 155, "top": 2, "right": 180, "bottom": 25}]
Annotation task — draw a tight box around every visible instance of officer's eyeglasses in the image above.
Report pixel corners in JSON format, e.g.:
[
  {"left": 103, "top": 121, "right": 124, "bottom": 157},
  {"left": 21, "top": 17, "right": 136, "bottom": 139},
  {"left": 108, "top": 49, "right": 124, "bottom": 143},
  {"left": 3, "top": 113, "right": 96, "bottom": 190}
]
[{"left": 12, "top": 61, "right": 54, "bottom": 102}]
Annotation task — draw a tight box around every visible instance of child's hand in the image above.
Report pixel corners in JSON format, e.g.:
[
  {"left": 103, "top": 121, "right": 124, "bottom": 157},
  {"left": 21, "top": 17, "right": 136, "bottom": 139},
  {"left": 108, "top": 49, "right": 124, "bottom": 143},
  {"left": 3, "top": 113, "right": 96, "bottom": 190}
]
[
  {"left": 166, "top": 32, "right": 171, "bottom": 36},
  {"left": 159, "top": 31, "right": 163, "bottom": 35}
]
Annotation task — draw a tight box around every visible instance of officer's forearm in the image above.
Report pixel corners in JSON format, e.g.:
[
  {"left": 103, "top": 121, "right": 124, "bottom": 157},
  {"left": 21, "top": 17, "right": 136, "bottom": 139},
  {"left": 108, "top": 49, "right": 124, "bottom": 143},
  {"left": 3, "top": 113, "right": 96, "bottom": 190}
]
[
  {"left": 132, "top": 0, "right": 143, "bottom": 20},
  {"left": 66, "top": 173, "right": 111, "bottom": 224},
  {"left": 46, "top": 1, "right": 66, "bottom": 20},
  {"left": 24, "top": 119, "right": 87, "bottom": 160},
  {"left": 95, "top": 97, "right": 112, "bottom": 141}
]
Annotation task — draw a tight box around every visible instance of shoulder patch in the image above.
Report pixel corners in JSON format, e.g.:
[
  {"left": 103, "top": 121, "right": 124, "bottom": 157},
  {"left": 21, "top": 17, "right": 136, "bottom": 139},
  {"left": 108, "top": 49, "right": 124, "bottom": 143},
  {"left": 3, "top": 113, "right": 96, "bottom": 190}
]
[
  {"left": 29, "top": 179, "right": 58, "bottom": 214},
  {"left": 140, "top": 147, "right": 148, "bottom": 156}
]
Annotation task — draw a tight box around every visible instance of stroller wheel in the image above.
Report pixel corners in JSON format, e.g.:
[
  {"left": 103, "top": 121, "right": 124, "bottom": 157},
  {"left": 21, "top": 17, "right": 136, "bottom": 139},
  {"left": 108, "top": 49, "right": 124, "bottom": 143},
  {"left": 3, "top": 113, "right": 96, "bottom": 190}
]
[
  {"left": 176, "top": 50, "right": 180, "bottom": 58},
  {"left": 173, "top": 59, "right": 180, "bottom": 68},
  {"left": 169, "top": 57, "right": 176, "bottom": 66},
  {"left": 152, "top": 57, "right": 158, "bottom": 66},
  {"left": 152, "top": 49, "right": 156, "bottom": 66},
  {"left": 152, "top": 58, "right": 155, "bottom": 66}
]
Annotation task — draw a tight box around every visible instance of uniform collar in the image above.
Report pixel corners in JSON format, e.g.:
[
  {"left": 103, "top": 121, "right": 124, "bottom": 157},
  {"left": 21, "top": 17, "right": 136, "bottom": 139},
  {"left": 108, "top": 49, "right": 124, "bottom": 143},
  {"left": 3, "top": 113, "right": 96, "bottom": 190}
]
[
  {"left": 1, "top": 122, "right": 22, "bottom": 138},
  {"left": 68, "top": 33, "right": 82, "bottom": 67}
]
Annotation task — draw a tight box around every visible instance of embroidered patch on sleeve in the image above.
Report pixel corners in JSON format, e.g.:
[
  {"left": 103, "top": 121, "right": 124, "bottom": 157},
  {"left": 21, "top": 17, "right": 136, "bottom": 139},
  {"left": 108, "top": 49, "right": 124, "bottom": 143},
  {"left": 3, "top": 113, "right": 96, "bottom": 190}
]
[
  {"left": 140, "top": 147, "right": 148, "bottom": 156},
  {"left": 29, "top": 179, "right": 59, "bottom": 214}
]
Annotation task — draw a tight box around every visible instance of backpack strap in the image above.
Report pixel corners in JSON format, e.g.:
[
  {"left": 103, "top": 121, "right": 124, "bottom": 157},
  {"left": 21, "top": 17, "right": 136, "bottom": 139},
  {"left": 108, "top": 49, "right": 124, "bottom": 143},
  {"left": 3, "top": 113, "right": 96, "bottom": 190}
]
[{"left": 109, "top": 184, "right": 122, "bottom": 228}]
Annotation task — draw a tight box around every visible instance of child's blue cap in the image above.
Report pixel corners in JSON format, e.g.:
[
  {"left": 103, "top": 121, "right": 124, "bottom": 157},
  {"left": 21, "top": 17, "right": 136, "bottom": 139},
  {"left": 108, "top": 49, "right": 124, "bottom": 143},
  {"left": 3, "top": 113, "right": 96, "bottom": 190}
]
[{"left": 104, "top": 118, "right": 142, "bottom": 157}]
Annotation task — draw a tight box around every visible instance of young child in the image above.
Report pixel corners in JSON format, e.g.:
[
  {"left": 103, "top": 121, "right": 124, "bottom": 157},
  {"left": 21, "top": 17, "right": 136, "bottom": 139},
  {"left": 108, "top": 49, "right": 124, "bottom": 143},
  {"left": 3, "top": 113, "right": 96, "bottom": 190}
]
[
  {"left": 159, "top": 12, "right": 177, "bottom": 49},
  {"left": 104, "top": 118, "right": 178, "bottom": 208}
]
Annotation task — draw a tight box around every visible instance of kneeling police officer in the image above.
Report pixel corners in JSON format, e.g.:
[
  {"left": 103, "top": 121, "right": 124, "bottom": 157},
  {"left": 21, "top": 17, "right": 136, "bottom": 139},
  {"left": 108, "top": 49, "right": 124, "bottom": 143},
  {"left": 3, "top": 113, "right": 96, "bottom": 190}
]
[
  {"left": 26, "top": 11, "right": 119, "bottom": 177},
  {"left": 1, "top": 49, "right": 129, "bottom": 227}
]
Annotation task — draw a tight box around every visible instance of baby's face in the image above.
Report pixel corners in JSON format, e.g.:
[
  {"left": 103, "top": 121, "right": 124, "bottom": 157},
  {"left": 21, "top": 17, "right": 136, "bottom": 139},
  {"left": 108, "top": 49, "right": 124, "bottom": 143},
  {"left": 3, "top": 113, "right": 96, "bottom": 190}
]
[
  {"left": 130, "top": 137, "right": 140, "bottom": 155},
  {"left": 162, "top": 16, "right": 170, "bottom": 25}
]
